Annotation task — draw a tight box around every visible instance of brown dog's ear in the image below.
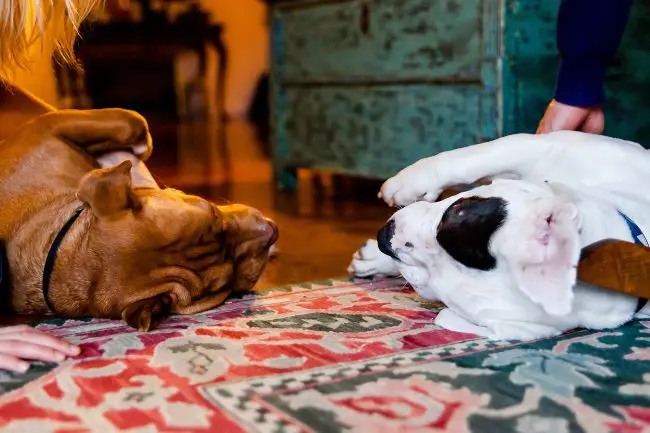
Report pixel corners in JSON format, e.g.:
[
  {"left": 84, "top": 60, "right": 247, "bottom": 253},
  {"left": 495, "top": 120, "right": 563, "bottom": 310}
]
[
  {"left": 578, "top": 239, "right": 650, "bottom": 299},
  {"left": 78, "top": 161, "right": 140, "bottom": 217},
  {"left": 121, "top": 296, "right": 170, "bottom": 331}
]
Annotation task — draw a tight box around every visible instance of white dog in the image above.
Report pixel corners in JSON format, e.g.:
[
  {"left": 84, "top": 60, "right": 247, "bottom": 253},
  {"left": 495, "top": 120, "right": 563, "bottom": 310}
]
[{"left": 349, "top": 131, "right": 650, "bottom": 340}]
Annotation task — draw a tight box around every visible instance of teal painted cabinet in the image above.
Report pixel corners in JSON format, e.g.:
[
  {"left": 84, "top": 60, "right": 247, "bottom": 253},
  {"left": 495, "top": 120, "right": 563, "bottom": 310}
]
[{"left": 269, "top": 0, "right": 650, "bottom": 190}]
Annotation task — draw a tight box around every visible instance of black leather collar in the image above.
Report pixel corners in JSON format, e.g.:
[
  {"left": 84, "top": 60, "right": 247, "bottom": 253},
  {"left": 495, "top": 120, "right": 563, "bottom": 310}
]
[{"left": 42, "top": 206, "right": 86, "bottom": 313}]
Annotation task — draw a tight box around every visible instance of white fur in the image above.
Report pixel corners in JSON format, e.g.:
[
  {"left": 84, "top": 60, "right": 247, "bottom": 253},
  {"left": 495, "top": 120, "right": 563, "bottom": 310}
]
[
  {"left": 347, "top": 240, "right": 401, "bottom": 278},
  {"left": 96, "top": 151, "right": 159, "bottom": 189},
  {"left": 350, "top": 131, "right": 650, "bottom": 340}
]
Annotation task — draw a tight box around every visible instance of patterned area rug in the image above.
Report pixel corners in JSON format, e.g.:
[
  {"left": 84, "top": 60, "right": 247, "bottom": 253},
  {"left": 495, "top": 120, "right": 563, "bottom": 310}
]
[{"left": 0, "top": 278, "right": 649, "bottom": 432}]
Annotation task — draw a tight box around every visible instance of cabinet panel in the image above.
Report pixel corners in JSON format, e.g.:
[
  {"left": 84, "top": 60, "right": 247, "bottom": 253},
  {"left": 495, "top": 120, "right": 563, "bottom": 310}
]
[
  {"left": 278, "top": 85, "right": 482, "bottom": 178},
  {"left": 276, "top": 0, "right": 483, "bottom": 83},
  {"left": 503, "top": 0, "right": 558, "bottom": 58}
]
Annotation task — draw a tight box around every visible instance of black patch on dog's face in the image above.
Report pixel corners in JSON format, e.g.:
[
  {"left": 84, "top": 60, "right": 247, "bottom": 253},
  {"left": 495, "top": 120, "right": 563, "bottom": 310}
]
[
  {"left": 377, "top": 219, "right": 399, "bottom": 260},
  {"left": 436, "top": 196, "right": 507, "bottom": 271}
]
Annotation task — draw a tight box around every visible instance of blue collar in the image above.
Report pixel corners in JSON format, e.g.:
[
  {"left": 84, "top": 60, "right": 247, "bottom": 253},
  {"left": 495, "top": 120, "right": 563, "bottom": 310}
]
[
  {"left": 618, "top": 210, "right": 649, "bottom": 314},
  {"left": 618, "top": 210, "right": 649, "bottom": 247}
]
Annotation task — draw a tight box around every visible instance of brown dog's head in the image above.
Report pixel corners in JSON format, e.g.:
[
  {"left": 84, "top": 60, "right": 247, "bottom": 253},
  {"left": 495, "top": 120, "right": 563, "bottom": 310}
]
[{"left": 77, "top": 161, "right": 277, "bottom": 331}]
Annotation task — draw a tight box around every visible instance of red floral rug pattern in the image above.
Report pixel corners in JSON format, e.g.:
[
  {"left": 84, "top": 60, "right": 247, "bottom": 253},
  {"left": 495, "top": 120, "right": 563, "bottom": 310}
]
[{"left": 0, "top": 278, "right": 648, "bottom": 432}]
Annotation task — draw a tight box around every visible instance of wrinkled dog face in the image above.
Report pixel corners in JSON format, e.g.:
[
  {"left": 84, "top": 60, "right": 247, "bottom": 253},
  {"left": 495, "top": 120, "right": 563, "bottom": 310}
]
[
  {"left": 377, "top": 179, "right": 582, "bottom": 316},
  {"left": 77, "top": 162, "right": 277, "bottom": 330}
]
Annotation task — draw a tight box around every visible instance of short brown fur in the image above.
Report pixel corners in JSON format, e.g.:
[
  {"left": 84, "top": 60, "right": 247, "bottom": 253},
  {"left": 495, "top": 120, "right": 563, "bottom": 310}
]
[{"left": 0, "top": 106, "right": 277, "bottom": 331}]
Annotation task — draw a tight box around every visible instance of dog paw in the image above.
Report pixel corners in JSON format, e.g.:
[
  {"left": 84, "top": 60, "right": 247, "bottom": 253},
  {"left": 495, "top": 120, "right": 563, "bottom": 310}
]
[
  {"left": 348, "top": 239, "right": 400, "bottom": 278},
  {"left": 120, "top": 111, "right": 152, "bottom": 160},
  {"left": 103, "top": 109, "right": 153, "bottom": 160},
  {"left": 132, "top": 143, "right": 150, "bottom": 158},
  {"left": 378, "top": 162, "right": 440, "bottom": 207},
  {"left": 75, "top": 109, "right": 154, "bottom": 162}
]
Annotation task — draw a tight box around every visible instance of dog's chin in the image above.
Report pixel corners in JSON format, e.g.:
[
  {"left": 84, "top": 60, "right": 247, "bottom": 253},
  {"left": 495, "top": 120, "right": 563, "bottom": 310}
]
[
  {"left": 391, "top": 246, "right": 422, "bottom": 268},
  {"left": 397, "top": 257, "right": 428, "bottom": 285},
  {"left": 397, "top": 261, "right": 429, "bottom": 289},
  {"left": 232, "top": 250, "right": 272, "bottom": 291}
]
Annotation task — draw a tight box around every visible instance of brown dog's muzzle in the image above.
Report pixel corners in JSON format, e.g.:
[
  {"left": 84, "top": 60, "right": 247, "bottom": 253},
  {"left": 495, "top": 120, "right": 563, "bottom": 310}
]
[
  {"left": 220, "top": 205, "right": 277, "bottom": 246},
  {"left": 262, "top": 218, "right": 279, "bottom": 247},
  {"left": 217, "top": 204, "right": 278, "bottom": 292}
]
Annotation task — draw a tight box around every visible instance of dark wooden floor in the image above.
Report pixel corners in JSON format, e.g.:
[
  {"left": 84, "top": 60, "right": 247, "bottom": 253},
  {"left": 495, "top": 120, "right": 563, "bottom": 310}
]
[{"left": 141, "top": 118, "right": 393, "bottom": 290}]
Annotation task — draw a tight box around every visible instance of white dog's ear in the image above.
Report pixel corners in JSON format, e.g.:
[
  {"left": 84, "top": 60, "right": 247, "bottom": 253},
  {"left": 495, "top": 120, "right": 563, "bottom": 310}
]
[{"left": 506, "top": 202, "right": 581, "bottom": 316}]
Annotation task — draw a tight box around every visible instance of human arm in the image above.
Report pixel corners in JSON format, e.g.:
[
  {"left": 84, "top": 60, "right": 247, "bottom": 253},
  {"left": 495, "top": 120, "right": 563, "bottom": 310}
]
[{"left": 537, "top": 0, "right": 633, "bottom": 134}]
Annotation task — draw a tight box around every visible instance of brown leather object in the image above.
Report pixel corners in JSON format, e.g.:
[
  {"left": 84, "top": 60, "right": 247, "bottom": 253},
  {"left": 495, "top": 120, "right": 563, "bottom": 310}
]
[
  {"left": 578, "top": 239, "right": 650, "bottom": 299},
  {"left": 435, "top": 178, "right": 493, "bottom": 202}
]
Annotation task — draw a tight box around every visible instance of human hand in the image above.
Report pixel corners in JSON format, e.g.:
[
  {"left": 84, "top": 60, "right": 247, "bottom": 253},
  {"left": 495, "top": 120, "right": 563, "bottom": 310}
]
[
  {"left": 0, "top": 325, "right": 81, "bottom": 373},
  {"left": 536, "top": 99, "right": 604, "bottom": 134}
]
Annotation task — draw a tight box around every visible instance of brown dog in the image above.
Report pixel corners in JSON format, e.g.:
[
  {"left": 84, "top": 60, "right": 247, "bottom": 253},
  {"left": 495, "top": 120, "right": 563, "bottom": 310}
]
[{"left": 0, "top": 108, "right": 277, "bottom": 331}]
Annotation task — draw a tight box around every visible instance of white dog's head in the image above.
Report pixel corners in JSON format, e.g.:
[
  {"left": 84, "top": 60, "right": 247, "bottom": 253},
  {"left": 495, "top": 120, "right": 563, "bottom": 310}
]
[{"left": 378, "top": 179, "right": 583, "bottom": 317}]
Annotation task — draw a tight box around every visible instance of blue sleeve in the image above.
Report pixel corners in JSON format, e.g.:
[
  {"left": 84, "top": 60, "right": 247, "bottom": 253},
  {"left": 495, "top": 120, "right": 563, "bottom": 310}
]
[{"left": 554, "top": 0, "right": 633, "bottom": 107}]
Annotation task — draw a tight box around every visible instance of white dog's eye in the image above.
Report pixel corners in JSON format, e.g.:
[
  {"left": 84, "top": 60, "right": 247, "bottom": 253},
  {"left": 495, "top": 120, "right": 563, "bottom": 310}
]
[{"left": 437, "top": 196, "right": 508, "bottom": 271}]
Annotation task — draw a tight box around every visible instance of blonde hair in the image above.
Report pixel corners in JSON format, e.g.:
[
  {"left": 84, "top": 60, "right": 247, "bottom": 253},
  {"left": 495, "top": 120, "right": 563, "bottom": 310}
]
[{"left": 0, "top": 0, "right": 102, "bottom": 77}]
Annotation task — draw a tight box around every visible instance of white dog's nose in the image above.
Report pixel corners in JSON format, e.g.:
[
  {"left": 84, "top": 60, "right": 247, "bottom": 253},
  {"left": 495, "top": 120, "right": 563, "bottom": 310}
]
[{"left": 377, "top": 219, "right": 399, "bottom": 260}]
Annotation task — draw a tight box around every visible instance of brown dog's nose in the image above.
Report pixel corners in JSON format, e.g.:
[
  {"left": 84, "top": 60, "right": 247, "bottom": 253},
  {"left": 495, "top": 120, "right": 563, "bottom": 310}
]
[
  {"left": 220, "top": 204, "right": 279, "bottom": 247},
  {"left": 264, "top": 218, "right": 279, "bottom": 246}
]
